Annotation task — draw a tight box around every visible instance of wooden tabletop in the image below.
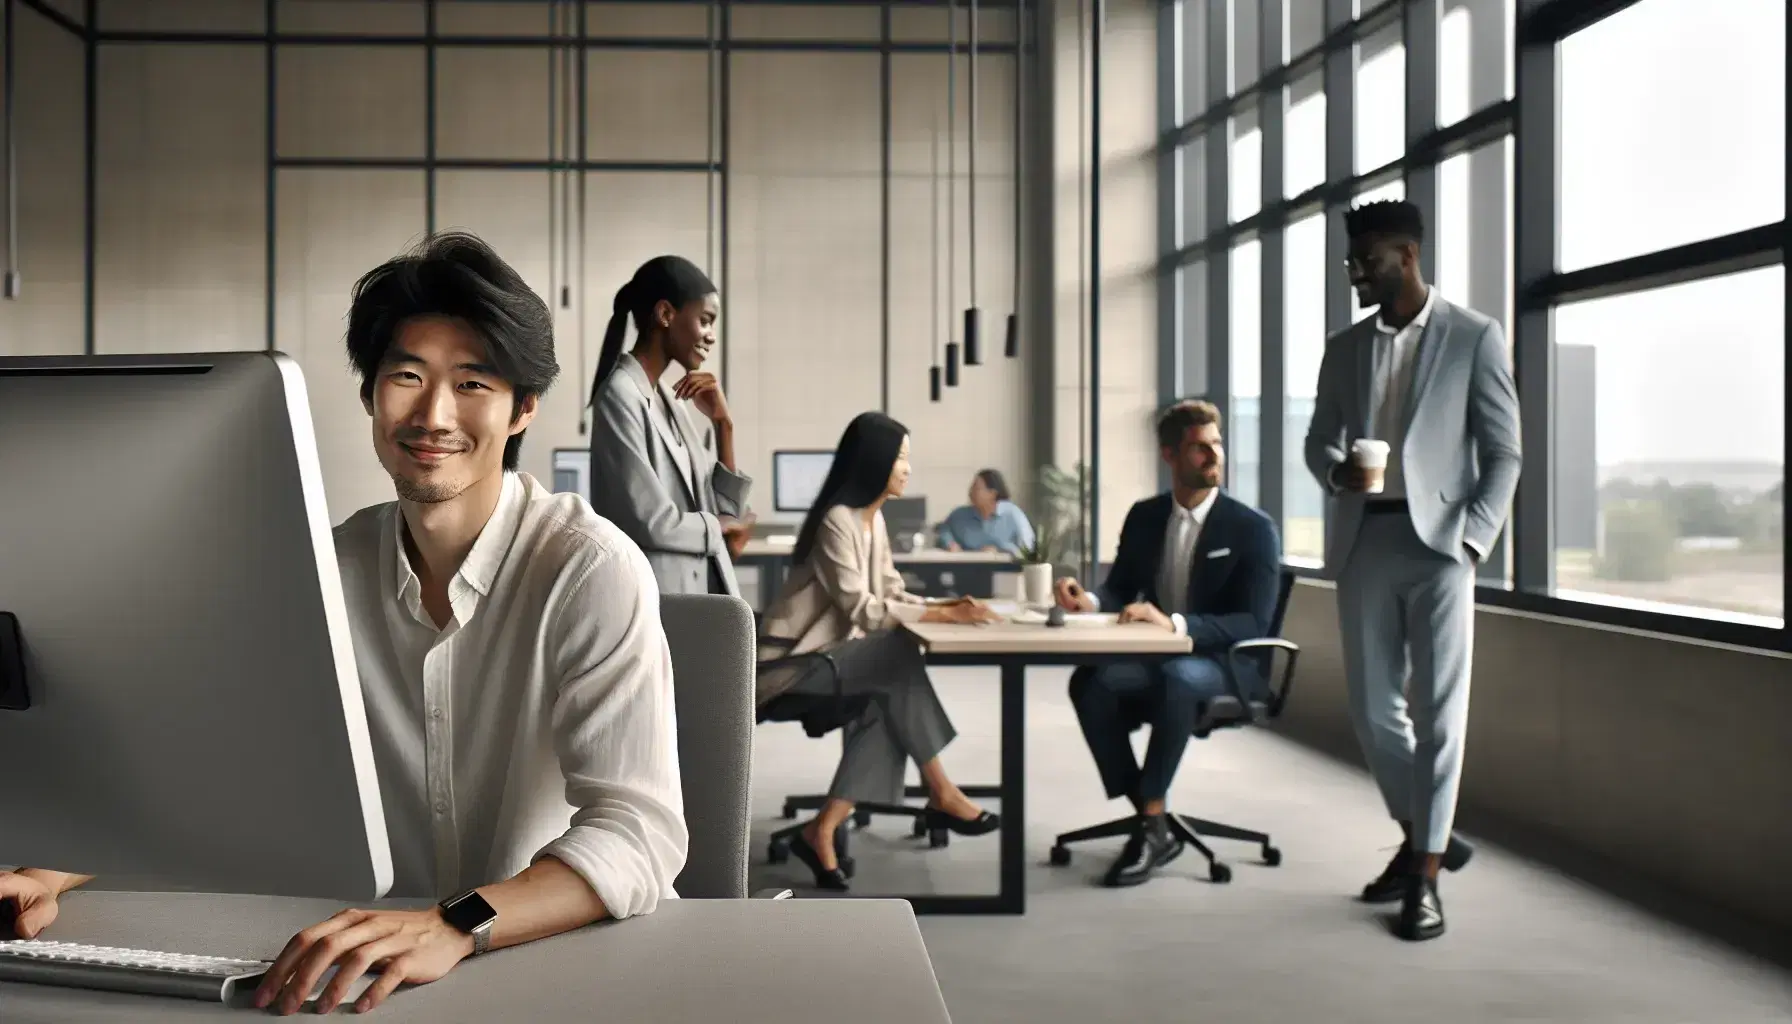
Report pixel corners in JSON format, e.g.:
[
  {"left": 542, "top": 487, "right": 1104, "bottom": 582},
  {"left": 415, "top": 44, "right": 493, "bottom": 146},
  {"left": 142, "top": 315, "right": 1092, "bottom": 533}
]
[
  {"left": 737, "top": 540, "right": 1015, "bottom": 565},
  {"left": 901, "top": 619, "right": 1193, "bottom": 656}
]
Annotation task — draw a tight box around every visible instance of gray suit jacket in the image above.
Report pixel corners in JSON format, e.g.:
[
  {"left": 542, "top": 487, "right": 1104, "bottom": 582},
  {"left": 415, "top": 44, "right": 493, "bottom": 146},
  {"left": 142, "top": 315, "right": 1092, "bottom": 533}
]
[
  {"left": 589, "top": 355, "right": 753, "bottom": 596},
  {"left": 1302, "top": 295, "right": 1523, "bottom": 578}
]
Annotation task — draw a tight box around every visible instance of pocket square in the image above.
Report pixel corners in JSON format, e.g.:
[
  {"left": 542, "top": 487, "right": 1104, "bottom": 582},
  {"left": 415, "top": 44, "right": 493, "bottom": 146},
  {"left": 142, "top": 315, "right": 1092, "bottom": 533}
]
[{"left": 1206, "top": 547, "right": 1231, "bottom": 559}]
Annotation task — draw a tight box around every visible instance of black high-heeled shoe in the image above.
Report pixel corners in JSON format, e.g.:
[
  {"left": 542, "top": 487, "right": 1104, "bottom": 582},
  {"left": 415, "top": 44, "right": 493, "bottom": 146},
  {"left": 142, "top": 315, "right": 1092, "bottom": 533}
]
[
  {"left": 924, "top": 807, "right": 1001, "bottom": 837},
  {"left": 787, "top": 831, "right": 850, "bottom": 891}
]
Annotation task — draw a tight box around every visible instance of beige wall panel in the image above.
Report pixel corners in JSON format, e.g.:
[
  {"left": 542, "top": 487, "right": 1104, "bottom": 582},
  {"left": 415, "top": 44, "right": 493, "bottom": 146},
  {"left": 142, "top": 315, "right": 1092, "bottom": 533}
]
[
  {"left": 95, "top": 45, "right": 265, "bottom": 355},
  {"left": 436, "top": 1, "right": 552, "bottom": 36},
  {"left": 98, "top": 0, "right": 264, "bottom": 33},
  {"left": 436, "top": 47, "right": 551, "bottom": 161},
  {"left": 278, "top": 0, "right": 426, "bottom": 34},
  {"left": 274, "top": 169, "right": 427, "bottom": 524},
  {"left": 584, "top": 49, "right": 712, "bottom": 164},
  {"left": 277, "top": 46, "right": 426, "bottom": 159},
  {"left": 0, "top": 11, "right": 85, "bottom": 356},
  {"left": 727, "top": 52, "right": 881, "bottom": 495},
  {"left": 583, "top": 1, "right": 707, "bottom": 38},
  {"left": 729, "top": 5, "right": 879, "bottom": 41},
  {"left": 891, "top": 6, "right": 1017, "bottom": 45}
]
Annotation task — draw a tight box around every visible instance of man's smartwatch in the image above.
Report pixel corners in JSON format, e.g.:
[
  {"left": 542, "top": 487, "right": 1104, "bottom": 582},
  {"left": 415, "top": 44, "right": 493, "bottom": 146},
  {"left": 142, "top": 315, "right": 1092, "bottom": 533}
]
[{"left": 437, "top": 889, "right": 497, "bottom": 956}]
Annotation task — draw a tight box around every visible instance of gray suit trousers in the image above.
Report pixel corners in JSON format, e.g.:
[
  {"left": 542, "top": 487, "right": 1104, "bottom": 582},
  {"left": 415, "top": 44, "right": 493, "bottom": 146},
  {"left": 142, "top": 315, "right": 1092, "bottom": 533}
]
[
  {"left": 1336, "top": 508, "right": 1475, "bottom": 853},
  {"left": 785, "top": 630, "right": 958, "bottom": 805}
]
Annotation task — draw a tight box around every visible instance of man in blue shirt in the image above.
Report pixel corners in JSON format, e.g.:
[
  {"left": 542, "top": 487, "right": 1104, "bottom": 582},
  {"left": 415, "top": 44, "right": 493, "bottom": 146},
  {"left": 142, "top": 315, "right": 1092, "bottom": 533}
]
[{"left": 936, "top": 469, "right": 1035, "bottom": 555}]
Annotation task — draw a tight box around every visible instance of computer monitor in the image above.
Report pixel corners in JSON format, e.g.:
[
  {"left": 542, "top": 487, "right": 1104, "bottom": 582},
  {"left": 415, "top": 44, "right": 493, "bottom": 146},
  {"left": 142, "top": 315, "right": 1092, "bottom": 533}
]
[
  {"left": 773, "top": 449, "right": 835, "bottom": 513},
  {"left": 882, "top": 496, "right": 929, "bottom": 551},
  {"left": 0, "top": 352, "right": 392, "bottom": 901}
]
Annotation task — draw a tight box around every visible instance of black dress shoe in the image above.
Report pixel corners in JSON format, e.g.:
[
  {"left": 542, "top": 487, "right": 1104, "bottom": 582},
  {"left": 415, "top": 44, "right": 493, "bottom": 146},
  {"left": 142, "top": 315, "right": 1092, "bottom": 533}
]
[
  {"left": 1395, "top": 875, "right": 1446, "bottom": 941},
  {"left": 1101, "top": 815, "right": 1184, "bottom": 888},
  {"left": 924, "top": 807, "right": 1001, "bottom": 837},
  {"left": 1361, "top": 833, "right": 1475, "bottom": 903},
  {"left": 787, "top": 832, "right": 850, "bottom": 892}
]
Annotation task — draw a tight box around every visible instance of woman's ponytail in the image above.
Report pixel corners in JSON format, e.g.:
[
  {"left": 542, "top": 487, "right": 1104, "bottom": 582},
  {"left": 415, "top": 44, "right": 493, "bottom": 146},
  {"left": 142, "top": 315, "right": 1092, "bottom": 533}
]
[{"left": 587, "top": 281, "right": 635, "bottom": 411}]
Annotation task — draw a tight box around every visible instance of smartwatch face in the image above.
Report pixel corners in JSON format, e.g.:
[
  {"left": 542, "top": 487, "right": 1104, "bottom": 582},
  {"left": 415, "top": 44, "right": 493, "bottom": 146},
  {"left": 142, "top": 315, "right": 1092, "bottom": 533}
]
[{"left": 441, "top": 891, "right": 497, "bottom": 933}]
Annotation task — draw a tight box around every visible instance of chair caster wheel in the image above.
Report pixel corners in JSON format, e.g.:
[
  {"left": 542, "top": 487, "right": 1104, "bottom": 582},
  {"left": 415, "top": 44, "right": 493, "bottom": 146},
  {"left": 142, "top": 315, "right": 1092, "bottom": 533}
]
[
  {"left": 840, "top": 857, "right": 856, "bottom": 879},
  {"left": 853, "top": 809, "right": 873, "bottom": 829},
  {"left": 780, "top": 804, "right": 797, "bottom": 820},
  {"left": 1209, "top": 862, "right": 1232, "bottom": 884},
  {"left": 1262, "top": 845, "right": 1282, "bottom": 867},
  {"left": 928, "top": 829, "right": 949, "bottom": 849},
  {"left": 1049, "top": 845, "right": 1071, "bottom": 866},
  {"left": 767, "top": 839, "right": 790, "bottom": 865},
  {"left": 911, "top": 817, "right": 928, "bottom": 838}
]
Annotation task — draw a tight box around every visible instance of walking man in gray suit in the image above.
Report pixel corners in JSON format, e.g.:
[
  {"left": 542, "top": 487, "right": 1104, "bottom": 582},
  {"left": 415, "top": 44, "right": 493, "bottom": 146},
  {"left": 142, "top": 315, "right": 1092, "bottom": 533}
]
[{"left": 1304, "top": 200, "right": 1521, "bottom": 941}]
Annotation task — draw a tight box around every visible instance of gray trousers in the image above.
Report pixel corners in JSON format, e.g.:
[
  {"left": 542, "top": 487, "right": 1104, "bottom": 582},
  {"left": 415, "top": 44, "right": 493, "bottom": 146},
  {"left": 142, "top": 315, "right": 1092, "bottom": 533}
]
[
  {"left": 786, "top": 630, "right": 958, "bottom": 805},
  {"left": 1336, "top": 509, "right": 1475, "bottom": 854}
]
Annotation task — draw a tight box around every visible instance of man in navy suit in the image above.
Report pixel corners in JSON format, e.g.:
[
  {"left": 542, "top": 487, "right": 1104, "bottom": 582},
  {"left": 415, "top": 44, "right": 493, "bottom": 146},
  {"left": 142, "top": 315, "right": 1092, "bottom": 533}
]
[{"left": 1053, "top": 400, "right": 1282, "bottom": 887}]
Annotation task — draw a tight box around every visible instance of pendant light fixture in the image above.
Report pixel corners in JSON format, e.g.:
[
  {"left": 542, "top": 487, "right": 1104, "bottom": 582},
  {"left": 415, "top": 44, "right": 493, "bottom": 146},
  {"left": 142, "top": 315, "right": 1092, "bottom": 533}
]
[
  {"left": 3, "top": 0, "right": 19, "bottom": 300},
  {"left": 559, "top": 0, "right": 573, "bottom": 311},
  {"left": 930, "top": 107, "right": 943, "bottom": 403},
  {"left": 944, "top": 0, "right": 960, "bottom": 387},
  {"left": 1005, "top": 0, "right": 1024, "bottom": 357},
  {"left": 962, "top": 0, "right": 982, "bottom": 365}
]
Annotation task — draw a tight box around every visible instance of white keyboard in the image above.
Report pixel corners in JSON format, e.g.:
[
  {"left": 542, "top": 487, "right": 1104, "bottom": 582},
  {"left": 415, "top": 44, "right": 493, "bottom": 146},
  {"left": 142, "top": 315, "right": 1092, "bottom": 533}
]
[{"left": 0, "top": 938, "right": 272, "bottom": 1002}]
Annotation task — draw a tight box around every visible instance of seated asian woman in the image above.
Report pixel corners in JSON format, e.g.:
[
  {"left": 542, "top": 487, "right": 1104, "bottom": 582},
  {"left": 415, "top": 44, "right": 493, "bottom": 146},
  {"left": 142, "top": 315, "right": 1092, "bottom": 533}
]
[{"left": 756, "top": 412, "right": 1003, "bottom": 891}]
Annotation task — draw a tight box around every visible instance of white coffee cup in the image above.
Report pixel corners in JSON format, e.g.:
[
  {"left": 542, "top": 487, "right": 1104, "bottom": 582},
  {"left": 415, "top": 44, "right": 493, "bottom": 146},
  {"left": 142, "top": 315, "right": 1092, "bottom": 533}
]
[{"left": 1349, "top": 438, "right": 1390, "bottom": 495}]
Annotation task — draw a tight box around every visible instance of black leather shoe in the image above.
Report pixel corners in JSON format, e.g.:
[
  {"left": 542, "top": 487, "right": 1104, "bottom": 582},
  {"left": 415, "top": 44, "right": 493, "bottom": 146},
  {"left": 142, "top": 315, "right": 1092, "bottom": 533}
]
[
  {"left": 1361, "top": 833, "right": 1475, "bottom": 903},
  {"left": 1395, "top": 875, "right": 1446, "bottom": 941},
  {"left": 924, "top": 807, "right": 1001, "bottom": 837},
  {"left": 1101, "top": 815, "right": 1184, "bottom": 888},
  {"left": 787, "top": 832, "right": 850, "bottom": 892}
]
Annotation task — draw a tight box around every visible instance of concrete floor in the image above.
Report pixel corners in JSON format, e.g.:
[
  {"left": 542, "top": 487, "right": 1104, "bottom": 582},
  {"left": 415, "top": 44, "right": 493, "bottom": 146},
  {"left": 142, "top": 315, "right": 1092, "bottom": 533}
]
[{"left": 748, "top": 666, "right": 1792, "bottom": 1024}]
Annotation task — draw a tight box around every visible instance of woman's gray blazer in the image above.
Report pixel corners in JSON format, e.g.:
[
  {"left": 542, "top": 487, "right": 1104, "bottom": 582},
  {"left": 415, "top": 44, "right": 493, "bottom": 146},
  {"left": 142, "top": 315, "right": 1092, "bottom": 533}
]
[{"left": 588, "top": 354, "right": 752, "bottom": 596}]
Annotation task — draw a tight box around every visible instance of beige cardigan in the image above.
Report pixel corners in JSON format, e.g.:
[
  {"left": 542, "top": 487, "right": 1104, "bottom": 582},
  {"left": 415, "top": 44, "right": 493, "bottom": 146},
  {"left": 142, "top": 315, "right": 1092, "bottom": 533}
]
[{"left": 756, "top": 503, "right": 927, "bottom": 705}]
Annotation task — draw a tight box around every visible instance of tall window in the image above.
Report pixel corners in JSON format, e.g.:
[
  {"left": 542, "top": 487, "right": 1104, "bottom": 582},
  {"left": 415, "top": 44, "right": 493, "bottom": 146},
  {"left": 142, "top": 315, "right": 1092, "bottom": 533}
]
[{"left": 1549, "top": 0, "right": 1785, "bottom": 626}]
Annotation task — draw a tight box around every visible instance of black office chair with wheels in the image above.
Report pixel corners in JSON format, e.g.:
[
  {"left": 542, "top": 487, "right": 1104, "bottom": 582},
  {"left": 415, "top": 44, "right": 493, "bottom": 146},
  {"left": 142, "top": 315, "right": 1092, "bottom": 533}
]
[
  {"left": 1048, "top": 569, "right": 1302, "bottom": 883},
  {"left": 757, "top": 652, "right": 933, "bottom": 878}
]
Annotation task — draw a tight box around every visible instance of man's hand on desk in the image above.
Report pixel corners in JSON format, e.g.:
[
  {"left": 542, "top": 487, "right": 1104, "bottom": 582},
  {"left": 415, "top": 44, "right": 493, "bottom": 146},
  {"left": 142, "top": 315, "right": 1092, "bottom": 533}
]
[
  {"left": 253, "top": 906, "right": 472, "bottom": 1015},
  {"left": 1052, "top": 577, "right": 1097, "bottom": 613},
  {"left": 1118, "top": 602, "right": 1175, "bottom": 632},
  {"left": 0, "top": 870, "right": 63, "bottom": 939}
]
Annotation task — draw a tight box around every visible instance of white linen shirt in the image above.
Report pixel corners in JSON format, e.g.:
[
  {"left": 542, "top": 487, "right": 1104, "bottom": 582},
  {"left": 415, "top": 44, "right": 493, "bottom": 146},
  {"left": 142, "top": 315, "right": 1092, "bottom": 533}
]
[
  {"left": 1368, "top": 286, "right": 1436, "bottom": 501},
  {"left": 332, "top": 471, "right": 687, "bottom": 918}
]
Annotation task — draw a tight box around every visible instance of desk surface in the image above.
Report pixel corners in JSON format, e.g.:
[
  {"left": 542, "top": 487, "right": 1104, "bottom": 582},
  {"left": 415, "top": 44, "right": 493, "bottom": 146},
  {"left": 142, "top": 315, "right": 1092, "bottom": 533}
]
[
  {"left": 902, "top": 620, "right": 1193, "bottom": 656},
  {"left": 5, "top": 894, "right": 952, "bottom": 1024},
  {"left": 738, "top": 540, "right": 1013, "bottom": 565}
]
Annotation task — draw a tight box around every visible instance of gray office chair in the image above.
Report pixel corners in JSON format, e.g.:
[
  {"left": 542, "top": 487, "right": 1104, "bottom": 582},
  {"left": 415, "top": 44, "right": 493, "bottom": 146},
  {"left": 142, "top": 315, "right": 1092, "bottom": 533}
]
[{"left": 660, "top": 593, "right": 791, "bottom": 900}]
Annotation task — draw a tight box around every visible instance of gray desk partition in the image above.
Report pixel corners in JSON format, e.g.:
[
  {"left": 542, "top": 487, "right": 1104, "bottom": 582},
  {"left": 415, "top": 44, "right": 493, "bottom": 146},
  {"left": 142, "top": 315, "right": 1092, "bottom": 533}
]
[{"left": 3, "top": 892, "right": 952, "bottom": 1023}]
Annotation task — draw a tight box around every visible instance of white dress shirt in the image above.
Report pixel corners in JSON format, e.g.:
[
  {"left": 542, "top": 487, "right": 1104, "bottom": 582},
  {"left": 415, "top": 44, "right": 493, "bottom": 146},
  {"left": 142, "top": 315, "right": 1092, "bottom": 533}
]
[
  {"left": 1367, "top": 287, "right": 1436, "bottom": 501},
  {"left": 1088, "top": 488, "right": 1219, "bottom": 636},
  {"left": 332, "top": 471, "right": 687, "bottom": 918}
]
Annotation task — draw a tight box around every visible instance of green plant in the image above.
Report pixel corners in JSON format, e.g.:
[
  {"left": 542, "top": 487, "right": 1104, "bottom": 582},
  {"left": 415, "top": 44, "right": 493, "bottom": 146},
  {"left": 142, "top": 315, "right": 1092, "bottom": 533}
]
[{"left": 1019, "top": 462, "right": 1088, "bottom": 568}]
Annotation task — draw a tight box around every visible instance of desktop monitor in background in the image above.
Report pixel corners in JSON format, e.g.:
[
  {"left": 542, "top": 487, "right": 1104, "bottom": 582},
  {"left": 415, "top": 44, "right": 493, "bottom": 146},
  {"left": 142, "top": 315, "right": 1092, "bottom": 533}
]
[
  {"left": 882, "top": 497, "right": 929, "bottom": 552},
  {"left": 0, "top": 353, "right": 392, "bottom": 901},
  {"left": 773, "top": 449, "right": 835, "bottom": 513}
]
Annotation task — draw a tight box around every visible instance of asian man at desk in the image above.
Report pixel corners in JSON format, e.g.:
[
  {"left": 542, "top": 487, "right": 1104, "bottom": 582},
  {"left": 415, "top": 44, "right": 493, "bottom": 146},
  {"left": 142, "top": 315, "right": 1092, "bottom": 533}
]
[
  {"left": 0, "top": 232, "right": 687, "bottom": 1015},
  {"left": 1052, "top": 400, "right": 1281, "bottom": 888}
]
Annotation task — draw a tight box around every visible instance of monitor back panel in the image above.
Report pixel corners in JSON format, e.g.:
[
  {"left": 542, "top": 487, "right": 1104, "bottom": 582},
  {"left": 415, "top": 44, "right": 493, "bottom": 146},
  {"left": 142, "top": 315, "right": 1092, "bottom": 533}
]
[{"left": 0, "top": 353, "right": 391, "bottom": 900}]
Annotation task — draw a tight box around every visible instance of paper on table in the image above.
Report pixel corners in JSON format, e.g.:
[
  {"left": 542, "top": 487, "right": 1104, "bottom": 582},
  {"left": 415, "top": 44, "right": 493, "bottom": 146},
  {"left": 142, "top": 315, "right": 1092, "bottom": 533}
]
[{"left": 1061, "top": 613, "right": 1119, "bottom": 628}]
